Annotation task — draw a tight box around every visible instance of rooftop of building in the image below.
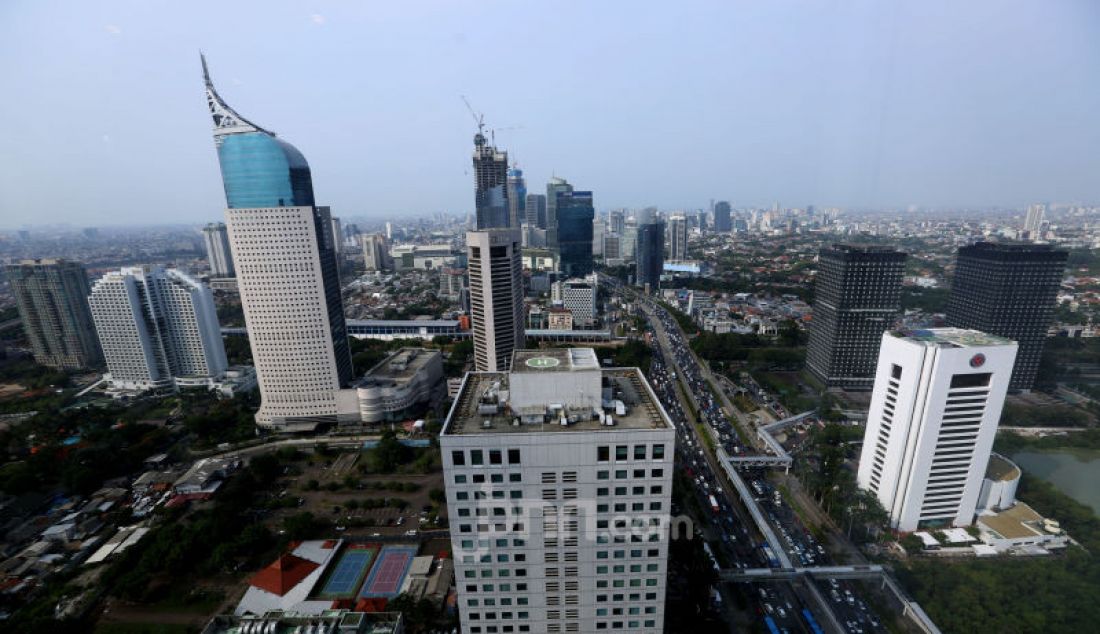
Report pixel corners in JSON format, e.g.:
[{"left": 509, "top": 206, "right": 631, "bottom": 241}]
[
  {"left": 443, "top": 359, "right": 669, "bottom": 436},
  {"left": 985, "top": 453, "right": 1021, "bottom": 482},
  {"left": 357, "top": 348, "right": 440, "bottom": 386},
  {"left": 511, "top": 348, "right": 599, "bottom": 373},
  {"left": 825, "top": 243, "right": 905, "bottom": 255},
  {"left": 892, "top": 327, "right": 1015, "bottom": 348},
  {"left": 978, "top": 501, "right": 1054, "bottom": 540}
]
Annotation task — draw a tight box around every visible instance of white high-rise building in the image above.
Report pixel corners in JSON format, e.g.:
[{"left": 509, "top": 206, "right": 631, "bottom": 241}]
[
  {"left": 441, "top": 348, "right": 675, "bottom": 634},
  {"left": 551, "top": 276, "right": 598, "bottom": 327},
  {"left": 1023, "top": 203, "right": 1046, "bottom": 238},
  {"left": 203, "top": 222, "right": 235, "bottom": 277},
  {"left": 362, "top": 233, "right": 391, "bottom": 271},
  {"left": 225, "top": 205, "right": 359, "bottom": 429},
  {"left": 856, "top": 328, "right": 1017, "bottom": 532},
  {"left": 327, "top": 211, "right": 343, "bottom": 258},
  {"left": 667, "top": 215, "right": 688, "bottom": 261},
  {"left": 466, "top": 229, "right": 524, "bottom": 371},
  {"left": 89, "top": 267, "right": 227, "bottom": 391}
]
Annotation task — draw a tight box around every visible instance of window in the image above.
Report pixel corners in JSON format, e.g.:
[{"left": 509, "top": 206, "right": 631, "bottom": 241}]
[
  {"left": 509, "top": 473, "right": 522, "bottom": 482},
  {"left": 633, "top": 469, "right": 645, "bottom": 478},
  {"left": 490, "top": 450, "right": 503, "bottom": 465},
  {"left": 891, "top": 364, "right": 902, "bottom": 380},
  {"left": 471, "top": 450, "right": 484, "bottom": 465},
  {"left": 597, "top": 470, "right": 610, "bottom": 480},
  {"left": 452, "top": 450, "right": 466, "bottom": 466},
  {"left": 508, "top": 448, "right": 521, "bottom": 464},
  {"left": 457, "top": 492, "right": 469, "bottom": 500},
  {"left": 616, "top": 446, "right": 628, "bottom": 460},
  {"left": 634, "top": 445, "right": 646, "bottom": 459},
  {"left": 473, "top": 474, "right": 486, "bottom": 484},
  {"left": 651, "top": 468, "right": 663, "bottom": 478},
  {"left": 598, "top": 446, "right": 609, "bottom": 462},
  {"left": 951, "top": 373, "right": 991, "bottom": 388},
  {"left": 491, "top": 474, "right": 504, "bottom": 483},
  {"left": 652, "top": 444, "right": 665, "bottom": 459},
  {"left": 455, "top": 474, "right": 467, "bottom": 484},
  {"left": 616, "top": 470, "right": 628, "bottom": 479},
  {"left": 650, "top": 485, "right": 663, "bottom": 494}
]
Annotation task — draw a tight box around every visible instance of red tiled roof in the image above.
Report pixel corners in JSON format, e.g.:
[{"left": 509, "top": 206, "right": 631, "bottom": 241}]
[{"left": 250, "top": 553, "right": 319, "bottom": 596}]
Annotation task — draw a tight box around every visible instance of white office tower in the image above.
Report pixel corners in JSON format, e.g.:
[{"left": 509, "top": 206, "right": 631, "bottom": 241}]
[
  {"left": 667, "top": 214, "right": 688, "bottom": 261},
  {"left": 1023, "top": 203, "right": 1046, "bottom": 239},
  {"left": 203, "top": 222, "right": 235, "bottom": 277},
  {"left": 551, "top": 276, "right": 598, "bottom": 327},
  {"left": 442, "top": 348, "right": 675, "bottom": 634},
  {"left": 362, "top": 233, "right": 391, "bottom": 271},
  {"left": 856, "top": 328, "right": 1017, "bottom": 532},
  {"left": 225, "top": 204, "right": 359, "bottom": 430},
  {"left": 466, "top": 229, "right": 525, "bottom": 372},
  {"left": 89, "top": 267, "right": 228, "bottom": 391}
]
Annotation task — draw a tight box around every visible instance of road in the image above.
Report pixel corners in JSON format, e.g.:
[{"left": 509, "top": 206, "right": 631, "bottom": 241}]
[{"left": 609, "top": 278, "right": 887, "bottom": 634}]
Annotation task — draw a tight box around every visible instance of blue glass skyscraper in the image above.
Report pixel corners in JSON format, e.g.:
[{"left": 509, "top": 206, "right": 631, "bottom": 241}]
[
  {"left": 507, "top": 167, "right": 526, "bottom": 229},
  {"left": 555, "top": 190, "right": 595, "bottom": 277}
]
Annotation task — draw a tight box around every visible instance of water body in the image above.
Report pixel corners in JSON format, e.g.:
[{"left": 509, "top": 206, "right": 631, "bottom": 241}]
[{"left": 1012, "top": 448, "right": 1100, "bottom": 515}]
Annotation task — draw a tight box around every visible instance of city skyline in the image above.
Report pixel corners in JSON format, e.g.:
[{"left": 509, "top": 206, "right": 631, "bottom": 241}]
[{"left": 4, "top": 1, "right": 1100, "bottom": 227}]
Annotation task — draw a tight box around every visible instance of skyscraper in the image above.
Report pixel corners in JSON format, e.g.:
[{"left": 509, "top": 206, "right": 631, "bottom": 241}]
[
  {"left": 203, "top": 55, "right": 357, "bottom": 430},
  {"left": 202, "top": 222, "right": 235, "bottom": 277},
  {"left": 466, "top": 229, "right": 525, "bottom": 371},
  {"left": 556, "top": 190, "right": 595, "bottom": 277},
  {"left": 473, "top": 132, "right": 510, "bottom": 229},
  {"left": 806, "top": 244, "right": 906, "bottom": 390},
  {"left": 6, "top": 259, "right": 102, "bottom": 370},
  {"left": 1023, "top": 203, "right": 1046, "bottom": 239},
  {"left": 609, "top": 209, "right": 625, "bottom": 235},
  {"left": 362, "top": 233, "right": 391, "bottom": 271},
  {"left": 89, "top": 267, "right": 227, "bottom": 391},
  {"left": 545, "top": 176, "right": 573, "bottom": 249},
  {"left": 441, "top": 348, "right": 674, "bottom": 634},
  {"left": 525, "top": 193, "right": 547, "bottom": 229},
  {"left": 328, "top": 212, "right": 343, "bottom": 258},
  {"left": 635, "top": 209, "right": 665, "bottom": 293},
  {"left": 946, "top": 242, "right": 1067, "bottom": 392},
  {"left": 714, "top": 201, "right": 732, "bottom": 232},
  {"left": 507, "top": 167, "right": 527, "bottom": 230},
  {"left": 667, "top": 214, "right": 688, "bottom": 261},
  {"left": 856, "top": 329, "right": 1016, "bottom": 531}
]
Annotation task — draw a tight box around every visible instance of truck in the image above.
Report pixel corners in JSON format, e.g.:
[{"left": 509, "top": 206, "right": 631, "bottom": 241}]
[{"left": 708, "top": 494, "right": 720, "bottom": 513}]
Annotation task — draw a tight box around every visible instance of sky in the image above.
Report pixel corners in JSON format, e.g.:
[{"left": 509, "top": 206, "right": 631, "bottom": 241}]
[{"left": 2, "top": 0, "right": 1100, "bottom": 227}]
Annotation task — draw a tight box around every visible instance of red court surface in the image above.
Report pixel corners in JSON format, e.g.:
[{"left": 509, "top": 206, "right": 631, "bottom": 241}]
[{"left": 358, "top": 546, "right": 416, "bottom": 598}]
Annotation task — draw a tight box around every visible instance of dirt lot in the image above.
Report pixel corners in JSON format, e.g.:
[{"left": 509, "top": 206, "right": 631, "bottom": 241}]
[{"left": 267, "top": 449, "right": 446, "bottom": 537}]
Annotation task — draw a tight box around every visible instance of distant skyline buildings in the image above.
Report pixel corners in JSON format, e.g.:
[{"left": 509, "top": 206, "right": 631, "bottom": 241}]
[
  {"left": 667, "top": 214, "right": 688, "bottom": 261},
  {"left": 524, "top": 193, "right": 547, "bottom": 229},
  {"left": 806, "top": 244, "right": 907, "bottom": 390},
  {"left": 89, "top": 266, "right": 227, "bottom": 391},
  {"left": 946, "top": 242, "right": 1068, "bottom": 392},
  {"left": 635, "top": 208, "right": 665, "bottom": 293},
  {"left": 545, "top": 176, "right": 573, "bottom": 250},
  {"left": 6, "top": 258, "right": 102, "bottom": 371},
  {"left": 714, "top": 200, "right": 732, "bottom": 232},
  {"left": 506, "top": 167, "right": 526, "bottom": 230}
]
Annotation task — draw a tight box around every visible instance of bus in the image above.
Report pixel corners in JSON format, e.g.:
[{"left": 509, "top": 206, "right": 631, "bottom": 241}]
[
  {"left": 764, "top": 615, "right": 781, "bottom": 634},
  {"left": 802, "top": 608, "right": 824, "bottom": 634}
]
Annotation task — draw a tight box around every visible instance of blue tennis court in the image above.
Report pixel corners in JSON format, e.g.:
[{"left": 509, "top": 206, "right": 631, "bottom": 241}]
[{"left": 319, "top": 547, "right": 376, "bottom": 597}]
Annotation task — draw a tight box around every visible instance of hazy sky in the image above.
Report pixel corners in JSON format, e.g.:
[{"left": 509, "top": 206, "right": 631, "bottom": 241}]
[{"left": 2, "top": 0, "right": 1100, "bottom": 227}]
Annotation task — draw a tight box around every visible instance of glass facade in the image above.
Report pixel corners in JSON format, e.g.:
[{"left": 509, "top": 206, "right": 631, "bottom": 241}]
[
  {"left": 217, "top": 132, "right": 315, "bottom": 209},
  {"left": 556, "top": 191, "right": 595, "bottom": 277}
]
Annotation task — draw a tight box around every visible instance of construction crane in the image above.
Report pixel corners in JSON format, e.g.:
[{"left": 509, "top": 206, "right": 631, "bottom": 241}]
[{"left": 460, "top": 95, "right": 486, "bottom": 137}]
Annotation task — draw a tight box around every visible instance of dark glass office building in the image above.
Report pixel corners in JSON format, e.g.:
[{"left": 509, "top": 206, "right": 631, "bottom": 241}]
[
  {"left": 635, "top": 212, "right": 665, "bottom": 293},
  {"left": 525, "top": 194, "right": 547, "bottom": 229},
  {"left": 714, "top": 200, "right": 732, "bottom": 232},
  {"left": 806, "top": 244, "right": 906, "bottom": 390},
  {"left": 555, "top": 191, "right": 595, "bottom": 277},
  {"left": 947, "top": 242, "right": 1067, "bottom": 391}
]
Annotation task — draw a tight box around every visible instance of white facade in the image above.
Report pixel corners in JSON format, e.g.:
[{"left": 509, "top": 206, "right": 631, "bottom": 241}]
[
  {"left": 203, "top": 222, "right": 235, "bottom": 277},
  {"left": 467, "top": 229, "right": 525, "bottom": 372},
  {"left": 89, "top": 267, "right": 227, "bottom": 391},
  {"left": 667, "top": 215, "right": 688, "bottom": 261},
  {"left": 362, "top": 233, "right": 391, "bottom": 271},
  {"left": 856, "top": 328, "right": 1017, "bottom": 532},
  {"left": 355, "top": 348, "right": 443, "bottom": 423},
  {"left": 552, "top": 277, "right": 598, "bottom": 327},
  {"left": 225, "top": 205, "right": 359, "bottom": 430},
  {"left": 441, "top": 349, "right": 674, "bottom": 634}
]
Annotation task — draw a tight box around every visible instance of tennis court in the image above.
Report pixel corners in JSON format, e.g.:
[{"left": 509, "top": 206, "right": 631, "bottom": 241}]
[
  {"left": 358, "top": 546, "right": 417, "bottom": 598},
  {"left": 318, "top": 545, "right": 378, "bottom": 598}
]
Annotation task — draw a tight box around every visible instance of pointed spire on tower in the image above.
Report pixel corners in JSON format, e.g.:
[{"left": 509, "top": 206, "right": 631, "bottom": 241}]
[{"left": 201, "top": 52, "right": 272, "bottom": 140}]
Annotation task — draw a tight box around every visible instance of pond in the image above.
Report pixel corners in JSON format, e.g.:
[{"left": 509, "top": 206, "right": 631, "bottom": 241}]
[{"left": 1012, "top": 448, "right": 1100, "bottom": 515}]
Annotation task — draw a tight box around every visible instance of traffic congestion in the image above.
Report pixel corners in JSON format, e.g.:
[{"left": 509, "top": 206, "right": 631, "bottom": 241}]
[{"left": 610, "top": 276, "right": 886, "bottom": 634}]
